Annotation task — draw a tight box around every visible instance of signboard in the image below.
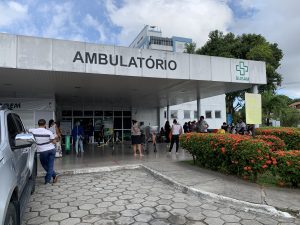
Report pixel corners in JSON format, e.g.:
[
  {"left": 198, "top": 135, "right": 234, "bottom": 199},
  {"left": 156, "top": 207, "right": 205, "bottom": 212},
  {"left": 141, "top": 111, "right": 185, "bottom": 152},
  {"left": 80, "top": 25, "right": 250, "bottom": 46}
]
[
  {"left": 245, "top": 93, "right": 262, "bottom": 124},
  {"left": 232, "top": 60, "right": 250, "bottom": 83}
]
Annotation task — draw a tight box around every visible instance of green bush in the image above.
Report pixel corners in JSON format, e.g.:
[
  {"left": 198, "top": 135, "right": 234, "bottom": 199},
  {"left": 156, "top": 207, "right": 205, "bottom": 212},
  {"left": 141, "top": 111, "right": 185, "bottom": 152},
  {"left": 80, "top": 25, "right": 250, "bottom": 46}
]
[
  {"left": 272, "top": 150, "right": 300, "bottom": 187},
  {"left": 256, "top": 127, "right": 300, "bottom": 150},
  {"left": 181, "top": 133, "right": 300, "bottom": 186},
  {"left": 180, "top": 133, "right": 271, "bottom": 180},
  {"left": 255, "top": 135, "right": 286, "bottom": 151}
]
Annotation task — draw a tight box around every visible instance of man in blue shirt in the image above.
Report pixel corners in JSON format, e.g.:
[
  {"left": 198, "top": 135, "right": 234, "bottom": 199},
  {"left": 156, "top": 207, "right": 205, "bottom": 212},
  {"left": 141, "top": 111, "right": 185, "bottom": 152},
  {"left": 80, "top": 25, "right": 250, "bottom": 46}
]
[{"left": 72, "top": 121, "right": 84, "bottom": 156}]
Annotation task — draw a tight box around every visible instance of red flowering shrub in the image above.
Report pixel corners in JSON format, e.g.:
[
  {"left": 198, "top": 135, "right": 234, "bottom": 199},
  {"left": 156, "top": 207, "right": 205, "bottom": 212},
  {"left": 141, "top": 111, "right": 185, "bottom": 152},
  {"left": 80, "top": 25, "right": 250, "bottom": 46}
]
[
  {"left": 254, "top": 135, "right": 286, "bottom": 151},
  {"left": 181, "top": 133, "right": 300, "bottom": 185},
  {"left": 180, "top": 133, "right": 271, "bottom": 180},
  {"left": 272, "top": 150, "right": 300, "bottom": 187},
  {"left": 256, "top": 127, "right": 300, "bottom": 150}
]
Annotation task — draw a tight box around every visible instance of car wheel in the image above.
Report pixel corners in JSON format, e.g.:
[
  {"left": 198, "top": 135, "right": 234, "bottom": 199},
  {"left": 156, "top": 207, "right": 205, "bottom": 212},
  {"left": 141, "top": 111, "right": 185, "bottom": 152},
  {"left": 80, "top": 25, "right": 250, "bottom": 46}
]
[{"left": 4, "top": 202, "right": 17, "bottom": 225}]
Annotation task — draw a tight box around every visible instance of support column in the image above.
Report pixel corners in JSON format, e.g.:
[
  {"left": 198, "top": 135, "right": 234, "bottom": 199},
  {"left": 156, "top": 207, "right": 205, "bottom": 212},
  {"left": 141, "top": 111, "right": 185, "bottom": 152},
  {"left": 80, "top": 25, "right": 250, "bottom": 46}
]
[
  {"left": 252, "top": 85, "right": 258, "bottom": 94},
  {"left": 167, "top": 105, "right": 170, "bottom": 121},
  {"left": 197, "top": 98, "right": 201, "bottom": 119},
  {"left": 157, "top": 107, "right": 161, "bottom": 129}
]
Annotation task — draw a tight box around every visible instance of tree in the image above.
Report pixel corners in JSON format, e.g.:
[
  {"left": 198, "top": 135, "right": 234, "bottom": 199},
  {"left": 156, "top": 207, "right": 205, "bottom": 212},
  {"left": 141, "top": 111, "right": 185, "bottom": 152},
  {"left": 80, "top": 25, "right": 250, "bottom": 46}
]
[
  {"left": 280, "top": 107, "right": 300, "bottom": 127},
  {"left": 261, "top": 91, "right": 291, "bottom": 125},
  {"left": 194, "top": 30, "right": 283, "bottom": 116},
  {"left": 184, "top": 42, "right": 196, "bottom": 54}
]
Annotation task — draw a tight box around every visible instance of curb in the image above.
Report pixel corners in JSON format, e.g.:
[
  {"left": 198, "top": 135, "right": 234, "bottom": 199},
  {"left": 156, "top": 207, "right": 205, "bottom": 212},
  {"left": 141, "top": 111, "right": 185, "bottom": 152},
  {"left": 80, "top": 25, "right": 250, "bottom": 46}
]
[
  {"left": 37, "top": 164, "right": 141, "bottom": 177},
  {"left": 141, "top": 165, "right": 293, "bottom": 218},
  {"left": 38, "top": 164, "right": 293, "bottom": 218}
]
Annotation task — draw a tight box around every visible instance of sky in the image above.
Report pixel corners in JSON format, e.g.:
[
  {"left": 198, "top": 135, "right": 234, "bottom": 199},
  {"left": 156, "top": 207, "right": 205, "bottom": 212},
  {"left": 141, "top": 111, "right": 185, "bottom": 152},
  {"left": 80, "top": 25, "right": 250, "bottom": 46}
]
[{"left": 0, "top": 0, "right": 299, "bottom": 99}]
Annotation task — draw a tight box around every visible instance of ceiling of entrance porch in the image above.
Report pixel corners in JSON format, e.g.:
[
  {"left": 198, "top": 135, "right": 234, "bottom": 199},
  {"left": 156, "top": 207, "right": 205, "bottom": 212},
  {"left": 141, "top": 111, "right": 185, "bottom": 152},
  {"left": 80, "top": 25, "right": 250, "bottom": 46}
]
[{"left": 0, "top": 68, "right": 253, "bottom": 108}]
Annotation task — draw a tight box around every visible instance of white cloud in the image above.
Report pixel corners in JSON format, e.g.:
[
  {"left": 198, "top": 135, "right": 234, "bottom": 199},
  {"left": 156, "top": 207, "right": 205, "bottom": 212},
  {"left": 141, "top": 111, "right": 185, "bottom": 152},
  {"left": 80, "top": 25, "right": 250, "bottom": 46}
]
[
  {"left": 84, "top": 14, "right": 107, "bottom": 43},
  {"left": 0, "top": 1, "right": 29, "bottom": 26},
  {"left": 42, "top": 2, "right": 84, "bottom": 41},
  {"left": 230, "top": 0, "right": 300, "bottom": 98},
  {"left": 105, "top": 0, "right": 233, "bottom": 46}
]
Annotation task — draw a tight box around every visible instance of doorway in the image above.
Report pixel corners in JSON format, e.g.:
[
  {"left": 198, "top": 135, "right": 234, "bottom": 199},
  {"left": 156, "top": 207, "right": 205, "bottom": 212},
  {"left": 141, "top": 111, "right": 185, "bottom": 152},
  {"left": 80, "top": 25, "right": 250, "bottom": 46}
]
[{"left": 73, "top": 118, "right": 93, "bottom": 144}]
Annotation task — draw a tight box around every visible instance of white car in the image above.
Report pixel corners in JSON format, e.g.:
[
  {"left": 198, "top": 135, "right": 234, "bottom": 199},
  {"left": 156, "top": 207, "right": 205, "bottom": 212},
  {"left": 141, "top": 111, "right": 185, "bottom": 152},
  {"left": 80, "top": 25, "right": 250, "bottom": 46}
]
[{"left": 0, "top": 108, "right": 37, "bottom": 225}]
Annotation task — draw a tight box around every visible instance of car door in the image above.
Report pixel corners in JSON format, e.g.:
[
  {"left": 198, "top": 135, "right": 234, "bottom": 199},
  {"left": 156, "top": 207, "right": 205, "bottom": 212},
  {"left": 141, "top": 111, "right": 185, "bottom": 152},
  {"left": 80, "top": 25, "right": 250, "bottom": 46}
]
[{"left": 7, "top": 113, "right": 29, "bottom": 194}]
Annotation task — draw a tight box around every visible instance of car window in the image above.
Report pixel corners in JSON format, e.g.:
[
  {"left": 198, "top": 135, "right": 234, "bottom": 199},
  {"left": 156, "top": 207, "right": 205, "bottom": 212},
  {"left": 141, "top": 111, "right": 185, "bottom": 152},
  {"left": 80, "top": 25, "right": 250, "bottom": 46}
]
[
  {"left": 7, "top": 114, "right": 19, "bottom": 147},
  {"left": 13, "top": 114, "right": 26, "bottom": 133}
]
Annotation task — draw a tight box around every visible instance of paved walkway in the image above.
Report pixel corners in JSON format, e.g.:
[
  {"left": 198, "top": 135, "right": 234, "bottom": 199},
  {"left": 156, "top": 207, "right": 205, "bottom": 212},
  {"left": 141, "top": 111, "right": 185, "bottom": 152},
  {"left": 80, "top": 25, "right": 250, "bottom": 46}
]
[
  {"left": 24, "top": 169, "right": 300, "bottom": 225},
  {"left": 39, "top": 143, "right": 300, "bottom": 216}
]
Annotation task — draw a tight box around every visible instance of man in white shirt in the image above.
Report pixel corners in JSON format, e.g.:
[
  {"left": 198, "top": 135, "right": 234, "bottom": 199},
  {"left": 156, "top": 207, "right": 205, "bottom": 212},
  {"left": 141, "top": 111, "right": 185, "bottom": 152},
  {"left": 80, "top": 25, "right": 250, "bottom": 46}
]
[
  {"left": 169, "top": 119, "right": 183, "bottom": 153},
  {"left": 29, "top": 119, "right": 58, "bottom": 185}
]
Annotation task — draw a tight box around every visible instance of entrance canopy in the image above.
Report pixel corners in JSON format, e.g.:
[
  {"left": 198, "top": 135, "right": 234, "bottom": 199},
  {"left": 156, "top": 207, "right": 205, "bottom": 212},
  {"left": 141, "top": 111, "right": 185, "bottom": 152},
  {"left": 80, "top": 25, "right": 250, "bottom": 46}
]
[{"left": 0, "top": 33, "right": 266, "bottom": 108}]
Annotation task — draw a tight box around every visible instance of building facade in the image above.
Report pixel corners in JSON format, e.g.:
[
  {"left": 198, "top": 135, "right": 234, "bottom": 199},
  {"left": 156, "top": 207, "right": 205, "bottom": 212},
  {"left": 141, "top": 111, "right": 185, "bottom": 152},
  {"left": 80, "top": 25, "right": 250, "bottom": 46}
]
[
  {"left": 0, "top": 32, "right": 266, "bottom": 140},
  {"left": 130, "top": 25, "right": 226, "bottom": 129}
]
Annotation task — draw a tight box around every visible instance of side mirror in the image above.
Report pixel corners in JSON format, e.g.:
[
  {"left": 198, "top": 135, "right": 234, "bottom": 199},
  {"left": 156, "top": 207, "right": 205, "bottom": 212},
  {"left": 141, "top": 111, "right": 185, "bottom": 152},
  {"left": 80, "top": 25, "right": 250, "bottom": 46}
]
[{"left": 15, "top": 133, "right": 35, "bottom": 148}]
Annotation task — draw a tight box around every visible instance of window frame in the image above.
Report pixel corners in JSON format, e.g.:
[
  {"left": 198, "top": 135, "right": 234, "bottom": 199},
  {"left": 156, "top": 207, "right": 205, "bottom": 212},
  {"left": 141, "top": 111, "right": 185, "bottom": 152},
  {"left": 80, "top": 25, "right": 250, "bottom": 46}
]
[
  {"left": 184, "top": 110, "right": 191, "bottom": 119},
  {"left": 215, "top": 110, "right": 221, "bottom": 119},
  {"left": 205, "top": 110, "right": 212, "bottom": 119},
  {"left": 170, "top": 110, "right": 178, "bottom": 119}
]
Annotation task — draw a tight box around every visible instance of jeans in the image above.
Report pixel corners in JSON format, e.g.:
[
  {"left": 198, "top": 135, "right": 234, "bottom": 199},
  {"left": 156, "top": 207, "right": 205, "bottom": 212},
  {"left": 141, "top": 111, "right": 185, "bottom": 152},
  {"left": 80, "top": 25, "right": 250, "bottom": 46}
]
[
  {"left": 75, "top": 136, "right": 84, "bottom": 153},
  {"left": 39, "top": 149, "right": 56, "bottom": 184},
  {"left": 169, "top": 135, "right": 179, "bottom": 152}
]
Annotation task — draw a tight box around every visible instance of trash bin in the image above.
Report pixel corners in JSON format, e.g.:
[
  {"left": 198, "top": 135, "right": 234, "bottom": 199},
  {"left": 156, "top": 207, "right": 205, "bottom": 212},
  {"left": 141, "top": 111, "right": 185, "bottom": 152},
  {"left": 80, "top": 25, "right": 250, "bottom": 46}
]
[{"left": 65, "top": 135, "right": 71, "bottom": 154}]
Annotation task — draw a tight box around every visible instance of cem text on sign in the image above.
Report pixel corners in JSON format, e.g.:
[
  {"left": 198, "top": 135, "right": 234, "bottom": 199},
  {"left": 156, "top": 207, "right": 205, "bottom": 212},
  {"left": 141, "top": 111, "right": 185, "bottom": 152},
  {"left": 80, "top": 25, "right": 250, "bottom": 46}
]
[
  {"left": 73, "top": 51, "right": 177, "bottom": 71},
  {"left": 0, "top": 103, "right": 21, "bottom": 110}
]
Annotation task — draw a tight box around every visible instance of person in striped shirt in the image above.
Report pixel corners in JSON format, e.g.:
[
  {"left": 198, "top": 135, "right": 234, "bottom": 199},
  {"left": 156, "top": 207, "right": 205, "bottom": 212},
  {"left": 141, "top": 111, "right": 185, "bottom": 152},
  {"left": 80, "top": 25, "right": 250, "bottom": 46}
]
[{"left": 29, "top": 119, "right": 58, "bottom": 185}]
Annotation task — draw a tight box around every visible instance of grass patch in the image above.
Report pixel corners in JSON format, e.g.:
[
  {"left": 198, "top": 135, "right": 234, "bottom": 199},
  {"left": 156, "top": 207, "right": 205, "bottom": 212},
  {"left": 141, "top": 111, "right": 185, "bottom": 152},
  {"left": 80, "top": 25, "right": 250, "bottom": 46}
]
[
  {"left": 256, "top": 171, "right": 278, "bottom": 187},
  {"left": 182, "top": 160, "right": 298, "bottom": 188}
]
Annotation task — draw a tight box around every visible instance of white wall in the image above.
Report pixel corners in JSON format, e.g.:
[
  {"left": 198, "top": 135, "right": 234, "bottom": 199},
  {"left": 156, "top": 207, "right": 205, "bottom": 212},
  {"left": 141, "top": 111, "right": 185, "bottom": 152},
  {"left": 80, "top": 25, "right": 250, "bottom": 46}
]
[
  {"left": 0, "top": 97, "right": 55, "bottom": 129},
  {"left": 134, "top": 108, "right": 158, "bottom": 127},
  {"left": 0, "top": 33, "right": 267, "bottom": 85},
  {"left": 164, "top": 94, "right": 226, "bottom": 129}
]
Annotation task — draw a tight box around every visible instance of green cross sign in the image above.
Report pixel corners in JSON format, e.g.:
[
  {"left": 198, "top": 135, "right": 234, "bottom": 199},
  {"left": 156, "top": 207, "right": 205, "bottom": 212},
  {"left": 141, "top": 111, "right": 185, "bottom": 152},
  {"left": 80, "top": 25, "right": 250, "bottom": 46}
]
[{"left": 236, "top": 61, "right": 248, "bottom": 76}]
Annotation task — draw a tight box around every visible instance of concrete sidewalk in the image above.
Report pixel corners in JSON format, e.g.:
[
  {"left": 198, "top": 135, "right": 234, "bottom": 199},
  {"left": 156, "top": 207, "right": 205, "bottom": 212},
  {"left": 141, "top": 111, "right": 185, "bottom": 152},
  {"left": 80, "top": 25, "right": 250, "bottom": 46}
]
[
  {"left": 41, "top": 143, "right": 300, "bottom": 217},
  {"left": 143, "top": 159, "right": 300, "bottom": 216}
]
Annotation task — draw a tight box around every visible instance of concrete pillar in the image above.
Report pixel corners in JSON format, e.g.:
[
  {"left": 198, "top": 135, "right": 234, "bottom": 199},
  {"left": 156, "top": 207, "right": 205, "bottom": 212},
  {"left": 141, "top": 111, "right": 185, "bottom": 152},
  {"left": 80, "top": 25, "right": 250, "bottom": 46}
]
[
  {"left": 197, "top": 98, "right": 201, "bottom": 119},
  {"left": 167, "top": 105, "right": 170, "bottom": 121},
  {"left": 157, "top": 107, "right": 160, "bottom": 129},
  {"left": 252, "top": 85, "right": 258, "bottom": 94}
]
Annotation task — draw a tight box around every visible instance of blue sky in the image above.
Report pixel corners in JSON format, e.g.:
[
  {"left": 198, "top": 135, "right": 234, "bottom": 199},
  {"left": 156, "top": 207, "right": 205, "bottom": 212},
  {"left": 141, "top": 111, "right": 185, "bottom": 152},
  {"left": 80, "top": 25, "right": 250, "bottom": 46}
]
[{"left": 0, "top": 0, "right": 300, "bottom": 98}]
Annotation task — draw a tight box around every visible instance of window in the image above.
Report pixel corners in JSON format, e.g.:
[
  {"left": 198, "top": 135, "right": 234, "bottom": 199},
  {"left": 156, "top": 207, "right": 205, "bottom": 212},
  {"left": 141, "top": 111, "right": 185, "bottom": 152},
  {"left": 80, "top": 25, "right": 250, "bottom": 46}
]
[
  {"left": 194, "top": 111, "right": 198, "bottom": 119},
  {"left": 215, "top": 111, "right": 221, "bottom": 119},
  {"left": 114, "top": 118, "right": 122, "bottom": 129},
  {"left": 123, "top": 118, "right": 132, "bottom": 129},
  {"left": 7, "top": 114, "right": 18, "bottom": 147},
  {"left": 104, "top": 111, "right": 113, "bottom": 117},
  {"left": 73, "top": 110, "right": 83, "bottom": 117},
  {"left": 205, "top": 111, "right": 212, "bottom": 119},
  {"left": 123, "top": 111, "right": 131, "bottom": 117},
  {"left": 84, "top": 111, "right": 93, "bottom": 117},
  {"left": 13, "top": 114, "right": 25, "bottom": 133},
  {"left": 184, "top": 110, "right": 190, "bottom": 119},
  {"left": 170, "top": 110, "right": 177, "bottom": 119},
  {"left": 114, "top": 111, "right": 122, "bottom": 117},
  {"left": 62, "top": 110, "right": 72, "bottom": 117},
  {"left": 95, "top": 111, "right": 103, "bottom": 116}
]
